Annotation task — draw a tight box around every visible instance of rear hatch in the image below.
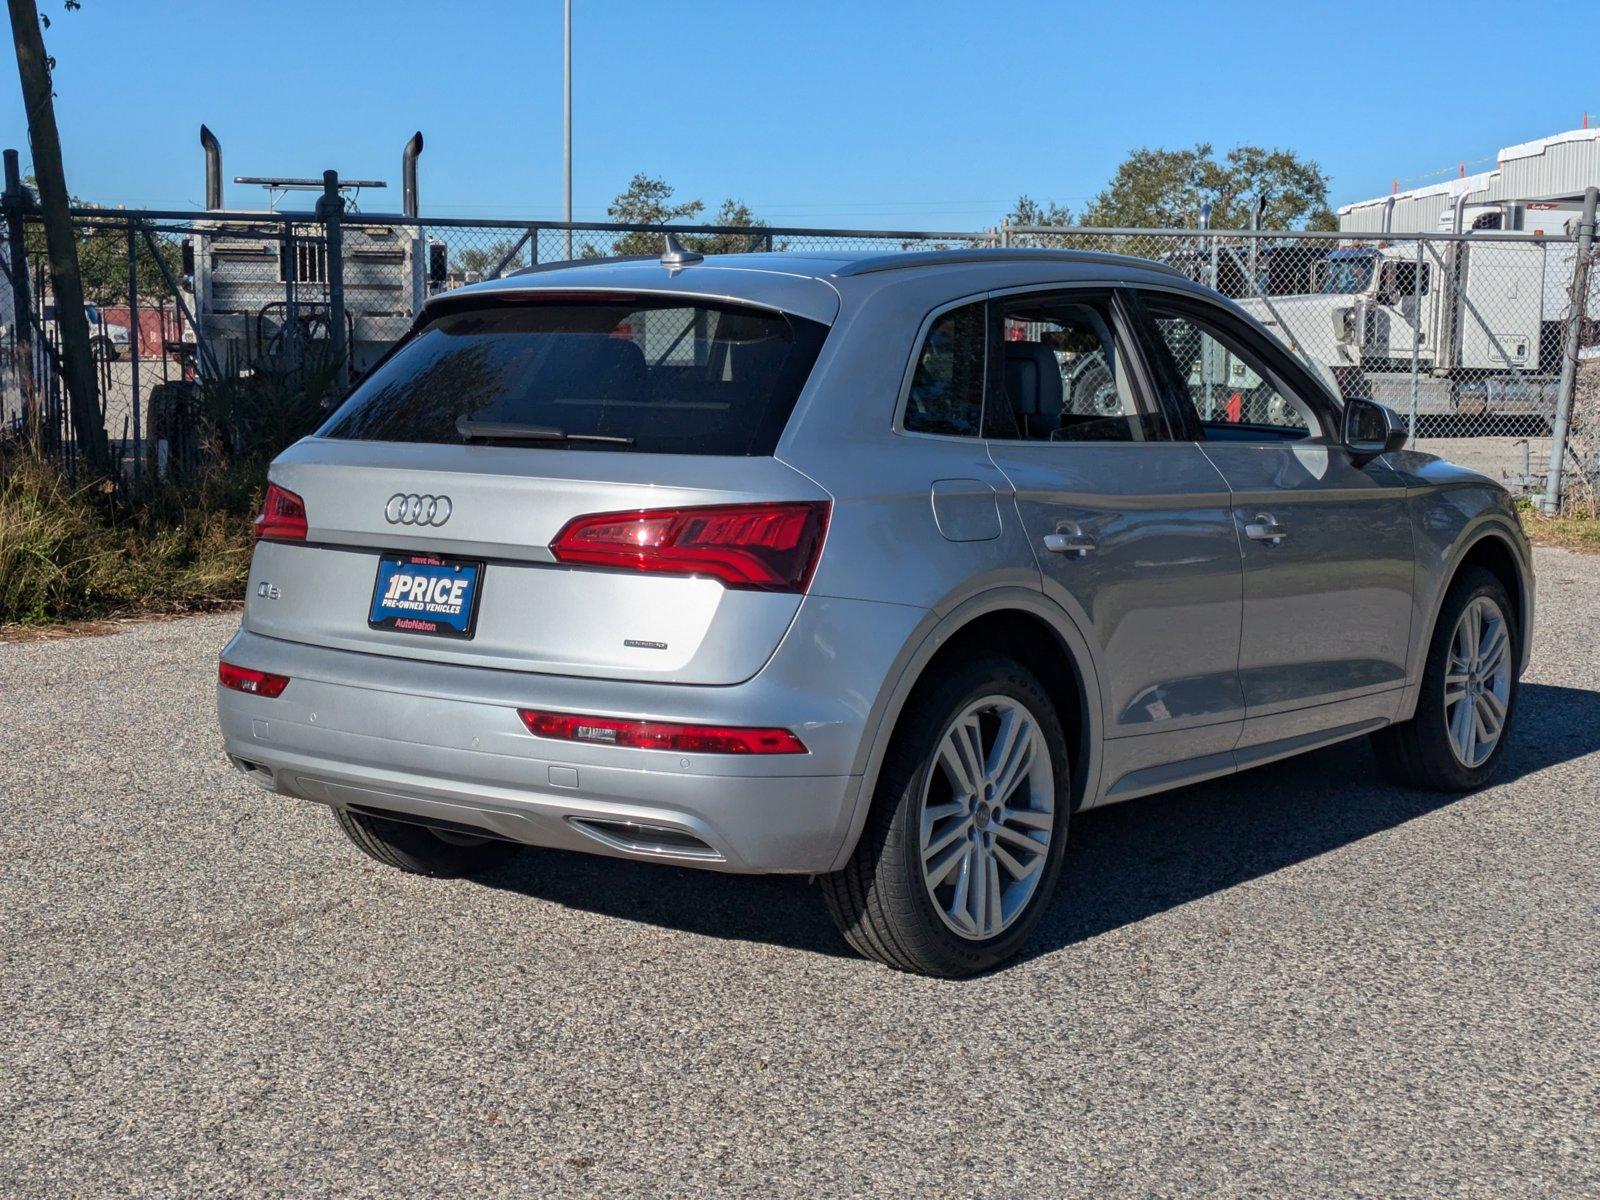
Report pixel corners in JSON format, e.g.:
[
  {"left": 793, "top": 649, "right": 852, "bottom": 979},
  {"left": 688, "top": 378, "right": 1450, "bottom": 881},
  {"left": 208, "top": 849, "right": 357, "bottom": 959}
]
[{"left": 243, "top": 288, "right": 834, "bottom": 686}]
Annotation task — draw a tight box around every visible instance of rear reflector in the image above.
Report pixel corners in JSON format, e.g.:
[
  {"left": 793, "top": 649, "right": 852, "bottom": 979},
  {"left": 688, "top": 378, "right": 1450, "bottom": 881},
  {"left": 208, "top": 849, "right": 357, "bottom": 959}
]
[
  {"left": 253, "top": 482, "right": 308, "bottom": 542},
  {"left": 218, "top": 662, "right": 291, "bottom": 698},
  {"left": 518, "top": 709, "right": 807, "bottom": 755},
  {"left": 550, "top": 501, "right": 829, "bottom": 592}
]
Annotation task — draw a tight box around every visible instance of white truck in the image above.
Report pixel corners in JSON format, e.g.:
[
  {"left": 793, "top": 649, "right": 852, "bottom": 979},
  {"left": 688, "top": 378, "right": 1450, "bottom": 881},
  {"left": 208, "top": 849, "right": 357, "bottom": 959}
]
[
  {"left": 1240, "top": 124, "right": 1600, "bottom": 422},
  {"left": 1240, "top": 200, "right": 1589, "bottom": 421}
]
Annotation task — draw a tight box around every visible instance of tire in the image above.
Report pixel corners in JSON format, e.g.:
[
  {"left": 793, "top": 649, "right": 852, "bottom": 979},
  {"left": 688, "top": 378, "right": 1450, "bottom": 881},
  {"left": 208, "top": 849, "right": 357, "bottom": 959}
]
[
  {"left": 91, "top": 336, "right": 114, "bottom": 360},
  {"left": 821, "top": 655, "right": 1071, "bottom": 977},
  {"left": 334, "top": 807, "right": 520, "bottom": 878},
  {"left": 1372, "top": 566, "right": 1518, "bottom": 791}
]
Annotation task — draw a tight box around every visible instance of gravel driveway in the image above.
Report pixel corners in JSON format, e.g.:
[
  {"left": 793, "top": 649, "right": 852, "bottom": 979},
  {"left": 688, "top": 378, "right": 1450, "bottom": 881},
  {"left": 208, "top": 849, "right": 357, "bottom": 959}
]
[{"left": 3, "top": 547, "right": 1597, "bottom": 1197}]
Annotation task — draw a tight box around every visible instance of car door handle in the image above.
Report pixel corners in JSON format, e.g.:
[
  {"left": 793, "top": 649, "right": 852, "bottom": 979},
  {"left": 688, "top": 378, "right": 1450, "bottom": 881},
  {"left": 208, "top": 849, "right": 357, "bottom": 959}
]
[
  {"left": 1042, "top": 527, "right": 1097, "bottom": 557},
  {"left": 1244, "top": 514, "right": 1287, "bottom": 545}
]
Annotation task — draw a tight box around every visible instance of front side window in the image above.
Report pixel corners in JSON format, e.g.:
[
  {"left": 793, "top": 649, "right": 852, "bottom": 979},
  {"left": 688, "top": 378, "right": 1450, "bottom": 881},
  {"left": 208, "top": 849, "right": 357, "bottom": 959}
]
[
  {"left": 318, "top": 296, "right": 828, "bottom": 455},
  {"left": 985, "top": 294, "right": 1164, "bottom": 442},
  {"left": 1142, "top": 301, "right": 1317, "bottom": 438},
  {"left": 1314, "top": 253, "right": 1377, "bottom": 295},
  {"left": 1380, "top": 260, "right": 1430, "bottom": 298},
  {"left": 903, "top": 302, "right": 986, "bottom": 437}
]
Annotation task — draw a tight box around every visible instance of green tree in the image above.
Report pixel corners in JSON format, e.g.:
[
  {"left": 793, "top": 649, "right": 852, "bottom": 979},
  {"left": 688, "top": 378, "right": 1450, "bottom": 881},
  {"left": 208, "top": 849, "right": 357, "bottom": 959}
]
[
  {"left": 1003, "top": 194, "right": 1076, "bottom": 246},
  {"left": 455, "top": 235, "right": 523, "bottom": 279},
  {"left": 1079, "top": 143, "right": 1336, "bottom": 231},
  {"left": 602, "top": 173, "right": 705, "bottom": 256},
  {"left": 18, "top": 181, "right": 185, "bottom": 304},
  {"left": 595, "top": 176, "right": 775, "bottom": 257},
  {"left": 687, "top": 198, "right": 774, "bottom": 255}
]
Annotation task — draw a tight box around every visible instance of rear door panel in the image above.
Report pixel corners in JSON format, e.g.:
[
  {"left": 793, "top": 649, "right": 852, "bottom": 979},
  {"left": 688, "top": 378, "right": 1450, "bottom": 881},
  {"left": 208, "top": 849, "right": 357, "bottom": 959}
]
[{"left": 989, "top": 442, "right": 1245, "bottom": 740}]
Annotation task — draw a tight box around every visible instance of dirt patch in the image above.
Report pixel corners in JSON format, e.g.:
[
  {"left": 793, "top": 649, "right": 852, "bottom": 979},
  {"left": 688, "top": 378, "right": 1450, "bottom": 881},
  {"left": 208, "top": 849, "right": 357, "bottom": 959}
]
[{"left": 0, "top": 602, "right": 241, "bottom": 644}]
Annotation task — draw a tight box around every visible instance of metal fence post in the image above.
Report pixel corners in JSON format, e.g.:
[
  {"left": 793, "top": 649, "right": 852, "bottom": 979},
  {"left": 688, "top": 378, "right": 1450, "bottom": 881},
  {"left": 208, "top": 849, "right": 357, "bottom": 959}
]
[
  {"left": 1408, "top": 238, "right": 1424, "bottom": 443},
  {"left": 3, "top": 149, "right": 38, "bottom": 442},
  {"left": 1539, "top": 185, "right": 1598, "bottom": 514},
  {"left": 127, "top": 223, "right": 141, "bottom": 478},
  {"left": 318, "top": 170, "right": 347, "bottom": 387},
  {"left": 282, "top": 216, "right": 301, "bottom": 369}
]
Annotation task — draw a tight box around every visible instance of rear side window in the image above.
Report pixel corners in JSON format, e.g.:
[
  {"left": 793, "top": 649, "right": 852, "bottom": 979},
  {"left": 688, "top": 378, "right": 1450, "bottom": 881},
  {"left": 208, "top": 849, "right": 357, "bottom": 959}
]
[
  {"left": 318, "top": 296, "right": 829, "bottom": 455},
  {"left": 902, "top": 302, "right": 986, "bottom": 437}
]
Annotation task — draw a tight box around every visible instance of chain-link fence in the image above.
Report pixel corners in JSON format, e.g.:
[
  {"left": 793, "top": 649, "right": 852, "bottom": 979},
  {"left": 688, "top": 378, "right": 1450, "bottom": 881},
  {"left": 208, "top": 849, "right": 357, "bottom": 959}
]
[
  {"left": 1007, "top": 216, "right": 1599, "bottom": 508},
  {"left": 0, "top": 186, "right": 996, "bottom": 481},
  {"left": 4, "top": 182, "right": 1595, "bottom": 509}
]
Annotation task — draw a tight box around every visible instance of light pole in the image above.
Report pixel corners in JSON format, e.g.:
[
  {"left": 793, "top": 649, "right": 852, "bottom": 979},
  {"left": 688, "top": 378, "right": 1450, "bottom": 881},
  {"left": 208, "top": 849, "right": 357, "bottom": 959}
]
[{"left": 563, "top": 0, "right": 572, "bottom": 260}]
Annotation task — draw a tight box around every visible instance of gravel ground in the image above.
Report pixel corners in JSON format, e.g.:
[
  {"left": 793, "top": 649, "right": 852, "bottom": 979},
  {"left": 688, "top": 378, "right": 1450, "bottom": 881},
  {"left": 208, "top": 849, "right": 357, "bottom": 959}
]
[{"left": 3, "top": 546, "right": 1598, "bottom": 1198}]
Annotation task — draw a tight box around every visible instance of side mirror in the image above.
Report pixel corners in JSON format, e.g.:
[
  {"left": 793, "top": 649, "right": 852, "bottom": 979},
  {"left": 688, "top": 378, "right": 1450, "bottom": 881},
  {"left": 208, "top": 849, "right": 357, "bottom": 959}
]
[{"left": 1342, "top": 397, "right": 1408, "bottom": 463}]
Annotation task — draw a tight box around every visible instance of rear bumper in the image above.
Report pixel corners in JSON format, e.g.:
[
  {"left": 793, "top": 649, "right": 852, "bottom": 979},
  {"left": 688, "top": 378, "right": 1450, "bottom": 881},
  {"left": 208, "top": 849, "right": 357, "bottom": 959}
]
[{"left": 216, "top": 594, "right": 926, "bottom": 872}]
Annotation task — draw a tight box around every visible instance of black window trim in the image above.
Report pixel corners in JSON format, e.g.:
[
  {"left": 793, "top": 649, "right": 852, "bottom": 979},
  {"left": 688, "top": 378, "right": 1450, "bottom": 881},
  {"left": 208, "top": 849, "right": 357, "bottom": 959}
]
[
  {"left": 891, "top": 291, "right": 992, "bottom": 442},
  {"left": 1123, "top": 285, "right": 1341, "bottom": 442}
]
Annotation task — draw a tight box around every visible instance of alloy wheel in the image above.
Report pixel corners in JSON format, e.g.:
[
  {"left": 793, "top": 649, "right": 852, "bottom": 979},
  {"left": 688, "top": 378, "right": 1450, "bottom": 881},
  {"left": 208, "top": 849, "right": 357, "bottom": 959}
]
[
  {"left": 918, "top": 695, "right": 1055, "bottom": 940},
  {"left": 1443, "top": 595, "right": 1513, "bottom": 768}
]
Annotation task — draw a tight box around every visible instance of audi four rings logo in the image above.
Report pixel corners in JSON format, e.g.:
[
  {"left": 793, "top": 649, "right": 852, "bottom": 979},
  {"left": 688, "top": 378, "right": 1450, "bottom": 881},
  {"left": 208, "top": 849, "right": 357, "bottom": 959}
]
[{"left": 384, "top": 494, "right": 452, "bottom": 526}]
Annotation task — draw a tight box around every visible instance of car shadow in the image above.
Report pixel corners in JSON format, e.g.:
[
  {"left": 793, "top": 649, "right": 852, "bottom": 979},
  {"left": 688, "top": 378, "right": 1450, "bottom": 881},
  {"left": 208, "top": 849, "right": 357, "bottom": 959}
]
[{"left": 473, "top": 683, "right": 1600, "bottom": 968}]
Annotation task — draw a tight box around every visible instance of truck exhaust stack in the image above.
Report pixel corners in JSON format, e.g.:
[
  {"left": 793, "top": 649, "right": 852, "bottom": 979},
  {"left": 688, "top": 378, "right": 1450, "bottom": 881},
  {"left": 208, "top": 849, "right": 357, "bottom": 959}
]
[
  {"left": 402, "top": 132, "right": 423, "bottom": 219},
  {"left": 200, "top": 124, "right": 222, "bottom": 211}
]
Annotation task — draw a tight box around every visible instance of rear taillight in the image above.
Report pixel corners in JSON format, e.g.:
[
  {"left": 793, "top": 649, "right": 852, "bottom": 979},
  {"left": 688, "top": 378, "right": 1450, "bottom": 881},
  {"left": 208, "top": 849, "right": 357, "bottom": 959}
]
[
  {"left": 253, "top": 483, "right": 307, "bottom": 542},
  {"left": 550, "top": 501, "right": 829, "bottom": 593},
  {"left": 518, "top": 709, "right": 807, "bottom": 755},
  {"left": 218, "top": 662, "right": 291, "bottom": 698}
]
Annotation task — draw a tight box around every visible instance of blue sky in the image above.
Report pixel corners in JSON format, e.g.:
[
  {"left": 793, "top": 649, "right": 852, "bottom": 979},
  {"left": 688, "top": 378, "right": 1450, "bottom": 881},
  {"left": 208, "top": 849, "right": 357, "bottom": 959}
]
[{"left": 3, "top": 0, "right": 1595, "bottom": 226}]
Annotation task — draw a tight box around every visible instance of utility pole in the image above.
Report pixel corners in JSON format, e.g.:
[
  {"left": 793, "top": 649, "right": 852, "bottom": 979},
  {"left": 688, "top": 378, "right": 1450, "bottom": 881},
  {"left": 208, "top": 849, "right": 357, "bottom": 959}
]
[
  {"left": 3, "top": 148, "right": 37, "bottom": 443},
  {"left": 6, "top": 0, "right": 109, "bottom": 472},
  {"left": 563, "top": 0, "right": 573, "bottom": 260}
]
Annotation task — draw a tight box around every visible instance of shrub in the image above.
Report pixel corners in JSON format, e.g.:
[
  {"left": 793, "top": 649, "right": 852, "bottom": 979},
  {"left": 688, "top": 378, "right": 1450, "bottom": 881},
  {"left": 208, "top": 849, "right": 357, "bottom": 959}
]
[{"left": 0, "top": 449, "right": 265, "bottom": 627}]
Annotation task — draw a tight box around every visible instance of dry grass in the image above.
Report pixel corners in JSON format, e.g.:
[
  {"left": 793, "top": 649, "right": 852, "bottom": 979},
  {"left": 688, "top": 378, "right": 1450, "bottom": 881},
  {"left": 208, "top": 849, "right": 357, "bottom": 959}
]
[
  {"left": 1518, "top": 503, "right": 1600, "bottom": 554},
  {"left": 0, "top": 450, "right": 263, "bottom": 628}
]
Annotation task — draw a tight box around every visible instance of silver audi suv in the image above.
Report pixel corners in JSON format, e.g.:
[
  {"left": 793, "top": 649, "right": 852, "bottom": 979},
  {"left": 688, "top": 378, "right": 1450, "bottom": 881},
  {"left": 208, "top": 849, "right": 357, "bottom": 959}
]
[{"left": 218, "top": 245, "right": 1531, "bottom": 976}]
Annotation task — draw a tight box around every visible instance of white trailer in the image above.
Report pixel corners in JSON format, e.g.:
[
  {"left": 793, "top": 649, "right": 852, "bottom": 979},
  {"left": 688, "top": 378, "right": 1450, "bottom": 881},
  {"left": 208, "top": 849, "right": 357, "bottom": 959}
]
[{"left": 1242, "top": 128, "right": 1599, "bottom": 419}]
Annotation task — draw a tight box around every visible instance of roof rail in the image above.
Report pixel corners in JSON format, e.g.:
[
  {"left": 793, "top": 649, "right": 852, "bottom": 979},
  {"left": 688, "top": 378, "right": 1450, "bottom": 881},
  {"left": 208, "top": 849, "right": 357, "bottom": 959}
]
[{"left": 831, "top": 247, "right": 1185, "bottom": 279}]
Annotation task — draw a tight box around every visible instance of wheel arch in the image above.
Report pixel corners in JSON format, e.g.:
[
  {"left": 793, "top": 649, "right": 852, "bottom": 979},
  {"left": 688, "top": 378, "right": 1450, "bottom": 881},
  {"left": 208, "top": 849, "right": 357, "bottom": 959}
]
[
  {"left": 828, "top": 588, "right": 1104, "bottom": 872},
  {"left": 1399, "top": 518, "right": 1532, "bottom": 722}
]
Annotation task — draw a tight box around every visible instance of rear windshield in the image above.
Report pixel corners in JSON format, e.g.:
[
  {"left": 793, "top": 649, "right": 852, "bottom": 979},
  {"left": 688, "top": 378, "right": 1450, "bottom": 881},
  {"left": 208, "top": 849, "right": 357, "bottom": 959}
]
[{"left": 317, "top": 296, "right": 829, "bottom": 454}]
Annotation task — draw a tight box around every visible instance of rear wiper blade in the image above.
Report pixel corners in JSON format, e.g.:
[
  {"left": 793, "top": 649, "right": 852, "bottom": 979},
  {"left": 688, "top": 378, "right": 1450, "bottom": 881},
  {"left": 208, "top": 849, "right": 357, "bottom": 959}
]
[{"left": 456, "top": 417, "right": 634, "bottom": 446}]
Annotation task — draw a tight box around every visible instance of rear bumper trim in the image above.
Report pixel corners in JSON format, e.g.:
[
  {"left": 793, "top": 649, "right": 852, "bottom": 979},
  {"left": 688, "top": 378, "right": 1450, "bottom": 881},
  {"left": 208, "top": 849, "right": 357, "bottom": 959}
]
[{"left": 219, "top": 679, "right": 861, "bottom": 874}]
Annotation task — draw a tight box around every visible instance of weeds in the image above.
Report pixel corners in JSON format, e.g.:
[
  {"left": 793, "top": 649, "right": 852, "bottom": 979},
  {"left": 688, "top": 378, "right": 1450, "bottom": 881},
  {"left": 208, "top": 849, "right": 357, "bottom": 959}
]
[
  {"left": 0, "top": 351, "right": 336, "bottom": 627},
  {"left": 0, "top": 448, "right": 264, "bottom": 626},
  {"left": 1518, "top": 502, "right": 1600, "bottom": 554}
]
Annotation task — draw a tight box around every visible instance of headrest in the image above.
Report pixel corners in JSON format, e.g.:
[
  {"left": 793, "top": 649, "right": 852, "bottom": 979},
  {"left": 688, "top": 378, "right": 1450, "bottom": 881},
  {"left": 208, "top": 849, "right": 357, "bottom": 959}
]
[{"left": 1003, "top": 341, "right": 1063, "bottom": 418}]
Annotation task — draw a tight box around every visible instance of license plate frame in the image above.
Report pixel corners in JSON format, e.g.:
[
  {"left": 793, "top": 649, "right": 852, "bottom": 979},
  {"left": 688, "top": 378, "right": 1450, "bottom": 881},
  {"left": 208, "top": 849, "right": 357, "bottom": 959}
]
[{"left": 368, "top": 553, "right": 485, "bottom": 640}]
